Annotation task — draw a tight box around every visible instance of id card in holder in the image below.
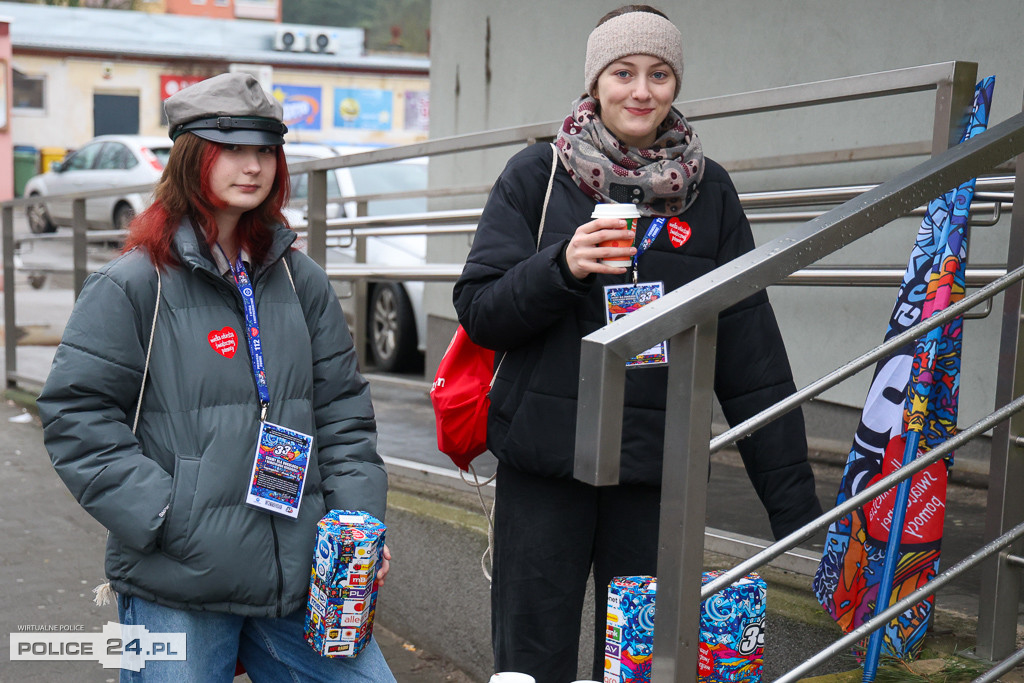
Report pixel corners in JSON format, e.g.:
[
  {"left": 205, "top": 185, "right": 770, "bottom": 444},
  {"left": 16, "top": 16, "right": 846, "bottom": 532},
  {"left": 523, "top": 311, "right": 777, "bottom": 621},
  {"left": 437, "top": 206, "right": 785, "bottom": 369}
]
[
  {"left": 604, "top": 282, "right": 669, "bottom": 367},
  {"left": 245, "top": 421, "right": 313, "bottom": 519}
]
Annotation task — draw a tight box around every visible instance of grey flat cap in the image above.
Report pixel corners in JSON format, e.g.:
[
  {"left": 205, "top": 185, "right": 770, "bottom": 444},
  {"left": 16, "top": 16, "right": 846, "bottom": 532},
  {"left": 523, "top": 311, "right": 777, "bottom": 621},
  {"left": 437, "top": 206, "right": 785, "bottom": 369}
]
[{"left": 165, "top": 72, "right": 288, "bottom": 146}]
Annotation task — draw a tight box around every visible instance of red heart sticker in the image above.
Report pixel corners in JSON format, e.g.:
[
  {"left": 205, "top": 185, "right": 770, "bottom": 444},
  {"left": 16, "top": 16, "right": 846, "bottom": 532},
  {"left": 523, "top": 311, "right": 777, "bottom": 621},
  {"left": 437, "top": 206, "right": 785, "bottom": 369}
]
[
  {"left": 208, "top": 327, "right": 238, "bottom": 359},
  {"left": 668, "top": 218, "right": 692, "bottom": 248}
]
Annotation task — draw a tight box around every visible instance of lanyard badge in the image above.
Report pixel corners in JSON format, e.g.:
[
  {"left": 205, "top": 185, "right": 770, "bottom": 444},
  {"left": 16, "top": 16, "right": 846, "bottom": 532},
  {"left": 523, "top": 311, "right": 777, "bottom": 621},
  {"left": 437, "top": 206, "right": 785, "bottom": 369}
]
[
  {"left": 605, "top": 217, "right": 670, "bottom": 368},
  {"left": 246, "top": 422, "right": 313, "bottom": 519},
  {"left": 221, "top": 247, "right": 314, "bottom": 519},
  {"left": 603, "top": 281, "right": 668, "bottom": 367}
]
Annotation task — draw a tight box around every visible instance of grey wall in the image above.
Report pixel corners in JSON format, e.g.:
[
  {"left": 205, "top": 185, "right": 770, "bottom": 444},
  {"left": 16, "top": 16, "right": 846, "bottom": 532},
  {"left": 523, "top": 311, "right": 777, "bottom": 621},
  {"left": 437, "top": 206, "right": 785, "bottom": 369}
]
[{"left": 425, "top": 0, "right": 1024, "bottom": 426}]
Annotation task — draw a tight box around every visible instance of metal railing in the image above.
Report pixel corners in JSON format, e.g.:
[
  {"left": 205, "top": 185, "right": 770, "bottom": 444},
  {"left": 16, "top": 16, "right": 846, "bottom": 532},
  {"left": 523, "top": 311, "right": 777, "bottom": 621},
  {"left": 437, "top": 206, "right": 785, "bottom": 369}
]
[{"left": 571, "top": 88, "right": 1024, "bottom": 683}]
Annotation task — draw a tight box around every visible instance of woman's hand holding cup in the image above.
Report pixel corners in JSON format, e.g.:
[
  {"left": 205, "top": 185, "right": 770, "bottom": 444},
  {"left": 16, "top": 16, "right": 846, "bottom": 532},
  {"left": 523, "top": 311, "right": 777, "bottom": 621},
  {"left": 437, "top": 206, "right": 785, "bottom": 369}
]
[{"left": 566, "top": 203, "right": 640, "bottom": 280}]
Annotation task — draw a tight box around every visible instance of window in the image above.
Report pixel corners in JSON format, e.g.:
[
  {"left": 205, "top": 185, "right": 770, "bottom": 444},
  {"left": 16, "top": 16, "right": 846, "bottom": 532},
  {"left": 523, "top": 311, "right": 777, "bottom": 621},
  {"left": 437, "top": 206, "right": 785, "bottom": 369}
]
[
  {"left": 64, "top": 143, "right": 103, "bottom": 171},
  {"left": 13, "top": 68, "right": 44, "bottom": 111},
  {"left": 95, "top": 143, "right": 137, "bottom": 171}
]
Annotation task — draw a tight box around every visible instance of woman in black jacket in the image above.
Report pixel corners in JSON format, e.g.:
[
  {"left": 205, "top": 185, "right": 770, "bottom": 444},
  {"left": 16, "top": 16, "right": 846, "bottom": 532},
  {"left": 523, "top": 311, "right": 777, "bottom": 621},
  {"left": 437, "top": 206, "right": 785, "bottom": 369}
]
[{"left": 453, "top": 5, "right": 822, "bottom": 681}]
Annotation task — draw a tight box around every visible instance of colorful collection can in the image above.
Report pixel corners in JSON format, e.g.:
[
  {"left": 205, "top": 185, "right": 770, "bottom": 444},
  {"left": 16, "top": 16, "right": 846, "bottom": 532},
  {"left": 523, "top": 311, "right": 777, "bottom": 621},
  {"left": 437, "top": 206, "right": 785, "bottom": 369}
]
[
  {"left": 698, "top": 571, "right": 765, "bottom": 682},
  {"left": 603, "top": 572, "right": 766, "bottom": 683},
  {"left": 604, "top": 576, "right": 657, "bottom": 682},
  {"left": 304, "top": 510, "right": 386, "bottom": 657}
]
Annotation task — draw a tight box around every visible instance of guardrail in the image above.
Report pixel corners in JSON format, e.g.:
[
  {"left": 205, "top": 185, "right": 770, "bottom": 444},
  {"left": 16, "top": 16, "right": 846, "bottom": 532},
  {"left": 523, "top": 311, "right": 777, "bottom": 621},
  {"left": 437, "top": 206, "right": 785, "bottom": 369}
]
[{"left": 571, "top": 97, "right": 1024, "bottom": 683}]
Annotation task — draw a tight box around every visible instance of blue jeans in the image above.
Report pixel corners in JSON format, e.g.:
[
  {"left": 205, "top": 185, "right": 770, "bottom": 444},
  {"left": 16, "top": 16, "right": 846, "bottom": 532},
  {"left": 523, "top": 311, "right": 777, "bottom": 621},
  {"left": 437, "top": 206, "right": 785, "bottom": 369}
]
[{"left": 117, "top": 593, "right": 396, "bottom": 682}]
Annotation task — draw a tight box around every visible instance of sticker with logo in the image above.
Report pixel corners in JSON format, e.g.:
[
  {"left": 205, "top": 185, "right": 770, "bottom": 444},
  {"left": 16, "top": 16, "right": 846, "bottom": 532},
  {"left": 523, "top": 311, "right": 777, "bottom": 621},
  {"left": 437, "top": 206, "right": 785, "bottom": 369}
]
[
  {"left": 667, "top": 218, "right": 692, "bottom": 248},
  {"left": 208, "top": 327, "right": 238, "bottom": 358}
]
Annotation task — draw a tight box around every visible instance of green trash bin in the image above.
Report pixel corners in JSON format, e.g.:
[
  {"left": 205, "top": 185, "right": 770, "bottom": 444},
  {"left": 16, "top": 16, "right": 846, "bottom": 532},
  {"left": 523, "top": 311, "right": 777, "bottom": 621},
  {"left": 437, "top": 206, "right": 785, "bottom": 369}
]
[{"left": 14, "top": 145, "right": 39, "bottom": 198}]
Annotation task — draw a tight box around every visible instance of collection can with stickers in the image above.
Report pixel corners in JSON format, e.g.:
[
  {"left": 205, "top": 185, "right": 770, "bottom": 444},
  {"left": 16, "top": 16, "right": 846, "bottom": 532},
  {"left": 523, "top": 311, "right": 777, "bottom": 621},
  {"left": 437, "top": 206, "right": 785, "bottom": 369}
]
[{"left": 304, "top": 510, "right": 387, "bottom": 658}]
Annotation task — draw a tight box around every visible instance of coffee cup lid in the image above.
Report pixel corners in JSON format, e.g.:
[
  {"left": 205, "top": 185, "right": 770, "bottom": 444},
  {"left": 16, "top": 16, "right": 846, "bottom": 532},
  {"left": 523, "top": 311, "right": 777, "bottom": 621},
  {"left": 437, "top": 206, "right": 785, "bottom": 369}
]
[{"left": 591, "top": 203, "right": 641, "bottom": 219}]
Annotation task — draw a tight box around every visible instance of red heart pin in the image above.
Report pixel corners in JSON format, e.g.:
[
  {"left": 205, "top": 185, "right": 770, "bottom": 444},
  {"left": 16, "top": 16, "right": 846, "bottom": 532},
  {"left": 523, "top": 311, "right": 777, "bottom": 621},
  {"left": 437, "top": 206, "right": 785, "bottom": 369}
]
[
  {"left": 668, "top": 218, "right": 692, "bottom": 248},
  {"left": 208, "top": 327, "right": 238, "bottom": 359}
]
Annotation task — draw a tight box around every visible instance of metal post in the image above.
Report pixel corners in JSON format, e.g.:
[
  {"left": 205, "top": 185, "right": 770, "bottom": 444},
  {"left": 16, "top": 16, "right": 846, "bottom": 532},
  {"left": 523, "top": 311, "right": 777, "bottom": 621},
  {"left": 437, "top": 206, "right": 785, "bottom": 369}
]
[
  {"left": 930, "top": 62, "right": 978, "bottom": 154},
  {"left": 354, "top": 200, "right": 368, "bottom": 369},
  {"left": 652, "top": 319, "right": 717, "bottom": 682},
  {"left": 574, "top": 338, "right": 627, "bottom": 486},
  {"left": 3, "top": 205, "right": 17, "bottom": 389},
  {"left": 976, "top": 101, "right": 1024, "bottom": 661},
  {"left": 307, "top": 169, "right": 328, "bottom": 269},
  {"left": 72, "top": 198, "right": 88, "bottom": 299}
]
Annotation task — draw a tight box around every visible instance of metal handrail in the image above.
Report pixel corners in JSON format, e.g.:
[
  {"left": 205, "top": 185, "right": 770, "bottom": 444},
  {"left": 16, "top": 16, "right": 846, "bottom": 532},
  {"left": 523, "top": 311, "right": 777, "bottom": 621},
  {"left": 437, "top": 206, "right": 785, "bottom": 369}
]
[
  {"left": 573, "top": 112, "right": 1024, "bottom": 477},
  {"left": 779, "top": 519, "right": 1024, "bottom": 682},
  {"left": 571, "top": 90, "right": 1024, "bottom": 682},
  {"left": 704, "top": 389, "right": 1024, "bottom": 600},
  {"left": 711, "top": 265, "right": 1024, "bottom": 455}
]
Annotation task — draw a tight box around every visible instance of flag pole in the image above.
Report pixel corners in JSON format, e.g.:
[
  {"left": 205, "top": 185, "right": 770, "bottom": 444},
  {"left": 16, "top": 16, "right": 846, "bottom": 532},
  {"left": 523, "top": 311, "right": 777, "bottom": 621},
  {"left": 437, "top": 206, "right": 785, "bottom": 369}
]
[
  {"left": 861, "top": 351, "right": 936, "bottom": 681},
  {"left": 861, "top": 75, "right": 994, "bottom": 680}
]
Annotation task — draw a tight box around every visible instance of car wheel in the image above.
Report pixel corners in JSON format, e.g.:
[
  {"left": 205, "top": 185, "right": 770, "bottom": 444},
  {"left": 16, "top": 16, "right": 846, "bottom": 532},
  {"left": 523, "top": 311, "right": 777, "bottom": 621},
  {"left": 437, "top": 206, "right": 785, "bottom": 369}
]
[
  {"left": 113, "top": 202, "right": 136, "bottom": 231},
  {"left": 26, "top": 195, "right": 56, "bottom": 234},
  {"left": 368, "top": 283, "right": 417, "bottom": 373}
]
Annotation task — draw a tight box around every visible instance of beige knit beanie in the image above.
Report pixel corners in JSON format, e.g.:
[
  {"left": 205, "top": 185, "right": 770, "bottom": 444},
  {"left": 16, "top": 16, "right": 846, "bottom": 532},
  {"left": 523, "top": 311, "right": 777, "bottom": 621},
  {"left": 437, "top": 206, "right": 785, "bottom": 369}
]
[{"left": 584, "top": 11, "right": 683, "bottom": 98}]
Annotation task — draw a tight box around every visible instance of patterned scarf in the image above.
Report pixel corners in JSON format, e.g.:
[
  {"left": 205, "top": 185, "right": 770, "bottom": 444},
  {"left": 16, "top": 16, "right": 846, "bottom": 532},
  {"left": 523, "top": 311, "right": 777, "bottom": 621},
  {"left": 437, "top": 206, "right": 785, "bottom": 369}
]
[{"left": 555, "top": 95, "right": 705, "bottom": 217}]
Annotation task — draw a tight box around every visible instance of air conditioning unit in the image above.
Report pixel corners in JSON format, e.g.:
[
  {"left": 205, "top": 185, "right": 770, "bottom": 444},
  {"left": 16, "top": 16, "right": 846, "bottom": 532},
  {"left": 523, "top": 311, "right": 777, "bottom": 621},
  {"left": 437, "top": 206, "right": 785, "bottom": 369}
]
[
  {"left": 307, "top": 30, "right": 340, "bottom": 55},
  {"left": 274, "top": 27, "right": 308, "bottom": 52}
]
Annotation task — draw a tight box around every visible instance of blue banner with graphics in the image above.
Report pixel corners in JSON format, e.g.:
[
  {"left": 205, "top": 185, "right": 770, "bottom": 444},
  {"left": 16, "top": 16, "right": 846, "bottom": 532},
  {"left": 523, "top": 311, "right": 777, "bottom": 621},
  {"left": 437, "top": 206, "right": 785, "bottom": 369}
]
[{"left": 812, "top": 76, "right": 994, "bottom": 660}]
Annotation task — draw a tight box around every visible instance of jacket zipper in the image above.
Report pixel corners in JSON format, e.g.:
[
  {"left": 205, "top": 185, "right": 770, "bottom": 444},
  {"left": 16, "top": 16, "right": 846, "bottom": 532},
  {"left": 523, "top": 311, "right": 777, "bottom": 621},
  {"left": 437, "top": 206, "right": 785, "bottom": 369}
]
[
  {"left": 202, "top": 266, "right": 285, "bottom": 613},
  {"left": 270, "top": 517, "right": 284, "bottom": 617}
]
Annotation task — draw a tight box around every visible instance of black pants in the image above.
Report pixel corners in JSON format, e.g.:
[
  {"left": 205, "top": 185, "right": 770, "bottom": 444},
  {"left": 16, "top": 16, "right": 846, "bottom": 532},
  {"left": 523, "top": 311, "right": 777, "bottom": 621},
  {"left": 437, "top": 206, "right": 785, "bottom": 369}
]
[{"left": 491, "top": 462, "right": 661, "bottom": 683}]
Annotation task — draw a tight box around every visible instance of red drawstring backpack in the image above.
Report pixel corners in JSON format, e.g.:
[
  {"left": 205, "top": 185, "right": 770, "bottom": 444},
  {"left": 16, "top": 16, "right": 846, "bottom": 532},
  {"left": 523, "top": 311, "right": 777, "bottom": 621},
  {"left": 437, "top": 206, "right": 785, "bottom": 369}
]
[
  {"left": 431, "top": 144, "right": 558, "bottom": 472},
  {"left": 430, "top": 326, "right": 498, "bottom": 470}
]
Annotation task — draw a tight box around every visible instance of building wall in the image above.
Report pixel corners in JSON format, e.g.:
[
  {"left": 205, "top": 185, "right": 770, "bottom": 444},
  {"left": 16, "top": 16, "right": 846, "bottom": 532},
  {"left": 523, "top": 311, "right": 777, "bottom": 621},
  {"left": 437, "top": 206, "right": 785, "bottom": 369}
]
[
  {"left": 11, "top": 54, "right": 429, "bottom": 153},
  {"left": 425, "top": 0, "right": 1024, "bottom": 425}
]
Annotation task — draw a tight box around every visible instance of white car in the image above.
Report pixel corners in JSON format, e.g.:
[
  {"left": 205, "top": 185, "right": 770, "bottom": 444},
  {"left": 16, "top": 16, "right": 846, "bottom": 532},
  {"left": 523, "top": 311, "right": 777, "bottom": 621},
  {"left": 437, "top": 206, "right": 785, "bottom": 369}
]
[
  {"left": 24, "top": 135, "right": 172, "bottom": 233},
  {"left": 285, "top": 143, "right": 428, "bottom": 373}
]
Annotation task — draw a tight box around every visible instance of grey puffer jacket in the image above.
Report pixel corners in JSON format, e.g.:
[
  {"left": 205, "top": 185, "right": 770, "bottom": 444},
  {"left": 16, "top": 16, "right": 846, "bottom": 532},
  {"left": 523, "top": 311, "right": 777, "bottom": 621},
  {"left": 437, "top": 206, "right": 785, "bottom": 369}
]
[{"left": 38, "top": 220, "right": 387, "bottom": 617}]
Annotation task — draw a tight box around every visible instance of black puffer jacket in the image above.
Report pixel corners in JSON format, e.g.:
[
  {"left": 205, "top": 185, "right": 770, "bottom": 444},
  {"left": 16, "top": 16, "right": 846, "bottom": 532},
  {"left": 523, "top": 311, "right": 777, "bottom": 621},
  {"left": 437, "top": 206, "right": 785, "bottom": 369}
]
[{"left": 453, "top": 143, "right": 820, "bottom": 539}]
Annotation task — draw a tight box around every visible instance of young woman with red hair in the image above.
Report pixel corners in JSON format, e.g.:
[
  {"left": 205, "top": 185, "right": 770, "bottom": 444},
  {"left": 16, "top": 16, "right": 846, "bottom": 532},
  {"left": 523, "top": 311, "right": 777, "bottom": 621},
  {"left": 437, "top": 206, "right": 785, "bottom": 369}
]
[{"left": 39, "top": 72, "right": 395, "bottom": 682}]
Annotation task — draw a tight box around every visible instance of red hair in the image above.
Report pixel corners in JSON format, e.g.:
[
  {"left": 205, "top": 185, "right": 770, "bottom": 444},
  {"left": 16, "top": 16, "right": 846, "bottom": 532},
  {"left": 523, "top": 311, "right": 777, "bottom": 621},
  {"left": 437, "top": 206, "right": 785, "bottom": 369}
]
[{"left": 124, "top": 134, "right": 291, "bottom": 269}]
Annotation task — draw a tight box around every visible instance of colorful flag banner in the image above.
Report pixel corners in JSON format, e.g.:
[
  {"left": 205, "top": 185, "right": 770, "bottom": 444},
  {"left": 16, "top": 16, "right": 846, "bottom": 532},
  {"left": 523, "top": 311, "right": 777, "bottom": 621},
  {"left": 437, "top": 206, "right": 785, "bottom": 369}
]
[{"left": 812, "top": 76, "right": 994, "bottom": 659}]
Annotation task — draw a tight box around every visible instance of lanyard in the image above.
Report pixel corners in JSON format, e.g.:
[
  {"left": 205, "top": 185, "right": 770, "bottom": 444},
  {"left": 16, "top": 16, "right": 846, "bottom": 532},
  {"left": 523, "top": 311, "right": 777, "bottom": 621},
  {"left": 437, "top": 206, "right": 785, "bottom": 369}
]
[
  {"left": 220, "top": 245, "right": 271, "bottom": 421},
  {"left": 631, "top": 217, "right": 668, "bottom": 285}
]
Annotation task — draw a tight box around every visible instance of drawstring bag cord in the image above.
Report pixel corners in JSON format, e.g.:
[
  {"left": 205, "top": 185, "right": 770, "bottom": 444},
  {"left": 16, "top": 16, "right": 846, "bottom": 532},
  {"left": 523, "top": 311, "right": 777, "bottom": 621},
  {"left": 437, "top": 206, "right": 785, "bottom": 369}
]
[
  {"left": 94, "top": 268, "right": 162, "bottom": 607},
  {"left": 471, "top": 142, "right": 558, "bottom": 584}
]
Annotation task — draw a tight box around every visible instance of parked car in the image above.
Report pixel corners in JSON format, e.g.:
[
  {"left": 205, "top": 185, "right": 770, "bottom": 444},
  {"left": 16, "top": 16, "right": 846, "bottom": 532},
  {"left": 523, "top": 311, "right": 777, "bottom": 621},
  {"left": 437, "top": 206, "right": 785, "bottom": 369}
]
[
  {"left": 24, "top": 135, "right": 172, "bottom": 234},
  {"left": 285, "top": 142, "right": 429, "bottom": 373}
]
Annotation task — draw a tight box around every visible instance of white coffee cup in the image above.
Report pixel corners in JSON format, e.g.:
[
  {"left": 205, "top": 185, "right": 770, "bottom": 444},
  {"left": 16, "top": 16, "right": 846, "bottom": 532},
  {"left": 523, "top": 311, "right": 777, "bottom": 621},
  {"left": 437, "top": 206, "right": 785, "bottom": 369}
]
[
  {"left": 488, "top": 674, "right": 537, "bottom": 683},
  {"left": 591, "top": 202, "right": 641, "bottom": 267}
]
